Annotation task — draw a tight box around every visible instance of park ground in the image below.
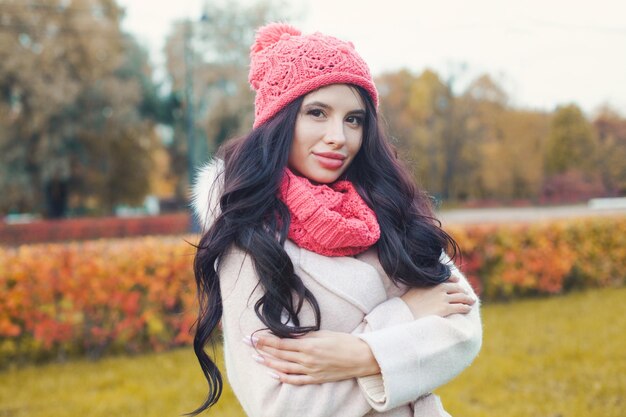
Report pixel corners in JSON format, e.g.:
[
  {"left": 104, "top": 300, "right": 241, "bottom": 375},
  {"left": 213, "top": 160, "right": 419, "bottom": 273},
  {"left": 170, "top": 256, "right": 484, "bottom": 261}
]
[
  {"left": 1, "top": 286, "right": 624, "bottom": 417},
  {"left": 438, "top": 204, "right": 626, "bottom": 225}
]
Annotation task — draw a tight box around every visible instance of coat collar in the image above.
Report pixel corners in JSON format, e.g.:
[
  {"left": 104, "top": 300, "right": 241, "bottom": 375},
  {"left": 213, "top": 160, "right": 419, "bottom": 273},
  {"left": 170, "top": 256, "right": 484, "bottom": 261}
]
[
  {"left": 191, "top": 159, "right": 224, "bottom": 231},
  {"left": 288, "top": 241, "right": 388, "bottom": 314}
]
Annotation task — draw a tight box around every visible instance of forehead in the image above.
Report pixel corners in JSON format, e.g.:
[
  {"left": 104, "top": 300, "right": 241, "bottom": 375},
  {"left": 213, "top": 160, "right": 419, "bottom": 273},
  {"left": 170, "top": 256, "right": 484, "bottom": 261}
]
[{"left": 302, "top": 84, "right": 365, "bottom": 109}]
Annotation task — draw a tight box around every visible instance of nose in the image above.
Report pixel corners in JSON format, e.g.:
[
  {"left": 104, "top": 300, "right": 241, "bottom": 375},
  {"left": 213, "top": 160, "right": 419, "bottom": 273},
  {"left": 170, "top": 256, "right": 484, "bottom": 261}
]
[{"left": 323, "top": 118, "right": 346, "bottom": 148}]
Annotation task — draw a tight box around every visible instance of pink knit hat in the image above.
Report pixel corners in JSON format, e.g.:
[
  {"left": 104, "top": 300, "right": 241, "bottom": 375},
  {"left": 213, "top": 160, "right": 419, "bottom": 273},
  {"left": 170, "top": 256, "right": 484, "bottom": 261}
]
[{"left": 249, "top": 23, "right": 379, "bottom": 128}]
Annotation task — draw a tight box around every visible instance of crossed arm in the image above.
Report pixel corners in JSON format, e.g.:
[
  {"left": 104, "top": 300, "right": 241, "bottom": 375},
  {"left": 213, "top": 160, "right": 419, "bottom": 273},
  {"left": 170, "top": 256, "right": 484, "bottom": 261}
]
[
  {"left": 220, "top": 246, "right": 482, "bottom": 415},
  {"left": 248, "top": 273, "right": 477, "bottom": 385}
]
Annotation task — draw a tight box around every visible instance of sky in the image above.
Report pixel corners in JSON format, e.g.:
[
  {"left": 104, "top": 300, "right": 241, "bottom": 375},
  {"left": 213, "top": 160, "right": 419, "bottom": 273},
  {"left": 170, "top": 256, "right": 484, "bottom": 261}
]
[{"left": 116, "top": 0, "right": 626, "bottom": 115}]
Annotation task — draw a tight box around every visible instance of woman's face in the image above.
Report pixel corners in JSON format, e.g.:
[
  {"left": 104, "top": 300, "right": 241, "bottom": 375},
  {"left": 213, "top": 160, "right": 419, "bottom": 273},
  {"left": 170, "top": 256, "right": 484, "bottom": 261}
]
[{"left": 288, "top": 84, "right": 365, "bottom": 183}]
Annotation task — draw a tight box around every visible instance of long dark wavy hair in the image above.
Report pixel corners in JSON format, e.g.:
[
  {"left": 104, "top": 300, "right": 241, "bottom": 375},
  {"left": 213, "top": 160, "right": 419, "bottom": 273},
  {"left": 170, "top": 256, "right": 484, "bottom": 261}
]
[{"left": 190, "top": 85, "right": 459, "bottom": 414}]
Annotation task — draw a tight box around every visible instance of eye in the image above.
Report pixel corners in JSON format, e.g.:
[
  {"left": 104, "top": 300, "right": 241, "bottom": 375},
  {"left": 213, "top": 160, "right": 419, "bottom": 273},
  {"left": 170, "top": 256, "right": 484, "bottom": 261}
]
[
  {"left": 346, "top": 115, "right": 364, "bottom": 127},
  {"left": 306, "top": 108, "right": 326, "bottom": 118}
]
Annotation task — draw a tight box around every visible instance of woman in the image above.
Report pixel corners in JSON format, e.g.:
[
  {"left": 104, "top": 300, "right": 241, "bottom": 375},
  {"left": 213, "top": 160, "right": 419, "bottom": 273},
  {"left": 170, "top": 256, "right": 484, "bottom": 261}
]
[{"left": 191, "top": 23, "right": 482, "bottom": 416}]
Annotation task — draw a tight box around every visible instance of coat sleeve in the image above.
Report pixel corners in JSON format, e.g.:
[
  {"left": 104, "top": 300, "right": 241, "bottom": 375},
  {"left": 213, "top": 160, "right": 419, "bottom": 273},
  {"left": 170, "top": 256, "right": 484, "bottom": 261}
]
[
  {"left": 353, "top": 255, "right": 483, "bottom": 412},
  {"left": 218, "top": 246, "right": 374, "bottom": 417}
]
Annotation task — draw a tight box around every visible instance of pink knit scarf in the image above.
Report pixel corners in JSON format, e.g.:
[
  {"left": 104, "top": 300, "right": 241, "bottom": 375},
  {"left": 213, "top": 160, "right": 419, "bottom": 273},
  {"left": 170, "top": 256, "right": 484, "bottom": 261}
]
[{"left": 278, "top": 169, "right": 380, "bottom": 257}]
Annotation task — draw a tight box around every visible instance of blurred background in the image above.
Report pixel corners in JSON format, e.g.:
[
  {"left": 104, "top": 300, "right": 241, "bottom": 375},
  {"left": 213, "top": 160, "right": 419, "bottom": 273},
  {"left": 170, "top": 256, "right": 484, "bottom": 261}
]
[{"left": 0, "top": 0, "right": 625, "bottom": 416}]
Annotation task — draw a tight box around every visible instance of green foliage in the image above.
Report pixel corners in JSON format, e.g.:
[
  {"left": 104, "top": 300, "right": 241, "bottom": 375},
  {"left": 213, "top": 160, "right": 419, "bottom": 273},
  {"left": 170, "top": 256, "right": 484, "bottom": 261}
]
[{"left": 544, "top": 104, "right": 598, "bottom": 176}]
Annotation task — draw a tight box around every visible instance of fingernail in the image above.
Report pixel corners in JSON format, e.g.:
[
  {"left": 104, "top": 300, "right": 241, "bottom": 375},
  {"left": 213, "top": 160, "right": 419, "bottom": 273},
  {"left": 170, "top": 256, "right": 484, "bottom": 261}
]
[
  {"left": 252, "top": 354, "right": 264, "bottom": 363},
  {"left": 267, "top": 371, "right": 280, "bottom": 379},
  {"left": 242, "top": 336, "right": 259, "bottom": 346}
]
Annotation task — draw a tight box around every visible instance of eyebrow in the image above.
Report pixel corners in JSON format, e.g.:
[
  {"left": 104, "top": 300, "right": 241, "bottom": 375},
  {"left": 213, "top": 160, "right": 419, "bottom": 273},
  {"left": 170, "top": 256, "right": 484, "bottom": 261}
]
[{"left": 302, "top": 101, "right": 366, "bottom": 114}]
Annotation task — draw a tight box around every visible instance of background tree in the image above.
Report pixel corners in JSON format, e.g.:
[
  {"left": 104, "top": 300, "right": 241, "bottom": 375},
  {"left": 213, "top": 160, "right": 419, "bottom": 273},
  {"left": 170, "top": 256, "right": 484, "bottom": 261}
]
[
  {"left": 379, "top": 69, "right": 482, "bottom": 202},
  {"left": 163, "top": 0, "right": 289, "bottom": 204},
  {"left": 377, "top": 68, "right": 620, "bottom": 205},
  {"left": 377, "top": 69, "right": 451, "bottom": 199},
  {"left": 461, "top": 75, "right": 549, "bottom": 202},
  {"left": 2, "top": 0, "right": 619, "bottom": 216},
  {"left": 379, "top": 69, "right": 555, "bottom": 204},
  {"left": 542, "top": 104, "right": 604, "bottom": 203},
  {"left": 593, "top": 106, "right": 626, "bottom": 195},
  {"left": 67, "top": 37, "right": 161, "bottom": 214},
  {"left": 544, "top": 104, "right": 599, "bottom": 176},
  {"left": 0, "top": 0, "right": 162, "bottom": 217}
]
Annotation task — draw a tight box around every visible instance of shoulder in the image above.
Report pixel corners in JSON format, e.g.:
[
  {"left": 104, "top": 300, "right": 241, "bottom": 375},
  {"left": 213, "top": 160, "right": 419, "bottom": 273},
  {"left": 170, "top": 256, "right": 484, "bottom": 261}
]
[{"left": 191, "top": 158, "right": 225, "bottom": 231}]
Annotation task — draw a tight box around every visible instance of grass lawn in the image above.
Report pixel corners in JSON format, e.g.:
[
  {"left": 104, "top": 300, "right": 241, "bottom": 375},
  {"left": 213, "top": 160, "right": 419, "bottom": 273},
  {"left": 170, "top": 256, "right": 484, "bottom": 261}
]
[{"left": 1, "top": 287, "right": 624, "bottom": 417}]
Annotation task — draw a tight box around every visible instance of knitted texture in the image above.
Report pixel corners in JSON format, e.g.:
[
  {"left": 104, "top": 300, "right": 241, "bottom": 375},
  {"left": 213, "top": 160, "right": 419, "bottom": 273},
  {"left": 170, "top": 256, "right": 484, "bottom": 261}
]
[
  {"left": 278, "top": 169, "right": 380, "bottom": 257},
  {"left": 249, "top": 22, "right": 378, "bottom": 128}
]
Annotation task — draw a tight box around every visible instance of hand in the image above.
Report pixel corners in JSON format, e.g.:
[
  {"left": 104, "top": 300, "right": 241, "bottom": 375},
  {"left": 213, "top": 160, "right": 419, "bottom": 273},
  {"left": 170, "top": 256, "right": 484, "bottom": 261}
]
[
  {"left": 243, "top": 330, "right": 380, "bottom": 385},
  {"left": 400, "top": 273, "right": 477, "bottom": 319}
]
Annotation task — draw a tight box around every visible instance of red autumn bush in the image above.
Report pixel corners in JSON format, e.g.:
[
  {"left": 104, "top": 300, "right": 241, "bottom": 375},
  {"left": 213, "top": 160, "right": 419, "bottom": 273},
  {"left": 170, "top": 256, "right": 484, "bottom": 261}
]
[
  {"left": 0, "top": 216, "right": 625, "bottom": 366},
  {"left": 447, "top": 216, "right": 626, "bottom": 300},
  {"left": 0, "top": 235, "right": 198, "bottom": 366},
  {"left": 0, "top": 213, "right": 190, "bottom": 246}
]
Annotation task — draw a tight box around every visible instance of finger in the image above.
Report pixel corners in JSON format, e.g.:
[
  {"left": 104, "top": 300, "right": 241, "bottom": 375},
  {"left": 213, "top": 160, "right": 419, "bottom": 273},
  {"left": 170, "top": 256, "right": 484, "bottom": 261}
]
[
  {"left": 257, "top": 344, "right": 306, "bottom": 363},
  {"left": 255, "top": 335, "right": 303, "bottom": 352},
  {"left": 442, "top": 282, "right": 468, "bottom": 295},
  {"left": 447, "top": 292, "right": 477, "bottom": 305},
  {"left": 268, "top": 370, "right": 317, "bottom": 386},
  {"left": 280, "top": 373, "right": 319, "bottom": 385},
  {"left": 253, "top": 353, "right": 309, "bottom": 375},
  {"left": 440, "top": 282, "right": 459, "bottom": 294},
  {"left": 445, "top": 303, "right": 473, "bottom": 316}
]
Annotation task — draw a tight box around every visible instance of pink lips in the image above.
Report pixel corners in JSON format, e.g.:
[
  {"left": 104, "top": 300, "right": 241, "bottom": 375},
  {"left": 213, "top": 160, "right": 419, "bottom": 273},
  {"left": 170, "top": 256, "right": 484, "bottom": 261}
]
[{"left": 313, "top": 152, "right": 346, "bottom": 169}]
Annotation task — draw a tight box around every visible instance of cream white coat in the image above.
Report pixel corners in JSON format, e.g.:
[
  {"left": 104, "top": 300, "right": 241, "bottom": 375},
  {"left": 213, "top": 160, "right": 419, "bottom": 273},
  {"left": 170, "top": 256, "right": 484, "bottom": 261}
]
[{"left": 192, "top": 161, "right": 482, "bottom": 417}]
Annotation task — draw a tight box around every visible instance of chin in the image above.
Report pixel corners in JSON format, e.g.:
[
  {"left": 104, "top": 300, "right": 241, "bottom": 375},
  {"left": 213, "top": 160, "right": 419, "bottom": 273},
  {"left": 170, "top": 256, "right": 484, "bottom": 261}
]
[{"left": 304, "top": 170, "right": 342, "bottom": 184}]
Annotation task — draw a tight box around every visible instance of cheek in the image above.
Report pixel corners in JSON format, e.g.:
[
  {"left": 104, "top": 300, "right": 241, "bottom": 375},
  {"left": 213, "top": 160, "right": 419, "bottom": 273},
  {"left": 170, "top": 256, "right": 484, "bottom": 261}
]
[
  {"left": 287, "top": 135, "right": 307, "bottom": 173},
  {"left": 348, "top": 131, "right": 363, "bottom": 155},
  {"left": 289, "top": 135, "right": 304, "bottom": 159},
  {"left": 287, "top": 145, "right": 298, "bottom": 172}
]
